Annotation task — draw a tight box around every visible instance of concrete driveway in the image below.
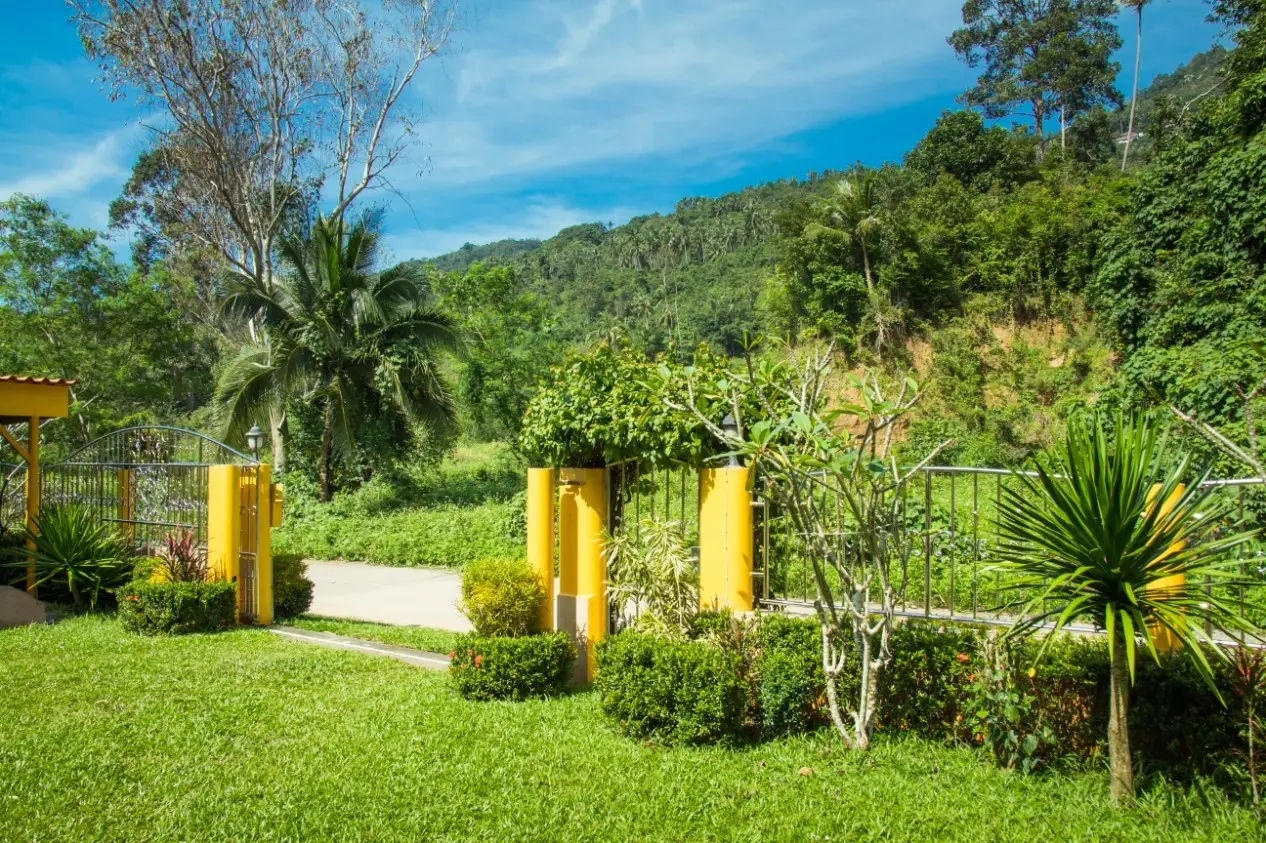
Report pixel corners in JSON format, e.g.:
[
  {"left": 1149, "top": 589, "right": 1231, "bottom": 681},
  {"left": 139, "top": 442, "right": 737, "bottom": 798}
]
[{"left": 305, "top": 560, "right": 473, "bottom": 632}]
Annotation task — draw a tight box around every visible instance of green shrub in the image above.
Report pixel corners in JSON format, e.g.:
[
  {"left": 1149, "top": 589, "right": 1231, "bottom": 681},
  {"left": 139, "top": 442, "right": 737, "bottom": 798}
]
[
  {"left": 880, "top": 621, "right": 980, "bottom": 741},
  {"left": 596, "top": 632, "right": 746, "bottom": 745},
  {"left": 118, "top": 580, "right": 237, "bottom": 635},
  {"left": 753, "top": 614, "right": 824, "bottom": 738},
  {"left": 272, "top": 553, "right": 314, "bottom": 619},
  {"left": 459, "top": 557, "right": 544, "bottom": 637},
  {"left": 448, "top": 632, "right": 575, "bottom": 701}
]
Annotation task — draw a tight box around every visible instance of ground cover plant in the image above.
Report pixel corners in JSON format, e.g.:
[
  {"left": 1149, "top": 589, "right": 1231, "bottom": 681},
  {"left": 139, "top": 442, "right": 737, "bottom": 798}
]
[{"left": 0, "top": 616, "right": 1262, "bottom": 842}]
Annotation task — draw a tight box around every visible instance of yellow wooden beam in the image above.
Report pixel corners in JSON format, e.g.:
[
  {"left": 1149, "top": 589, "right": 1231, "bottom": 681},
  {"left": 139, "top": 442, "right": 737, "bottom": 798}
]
[
  {"left": 0, "top": 424, "right": 29, "bottom": 464},
  {"left": 0, "top": 381, "right": 69, "bottom": 420}
]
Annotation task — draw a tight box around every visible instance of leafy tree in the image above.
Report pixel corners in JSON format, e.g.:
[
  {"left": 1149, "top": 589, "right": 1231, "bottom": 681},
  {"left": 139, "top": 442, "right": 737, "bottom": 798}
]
[
  {"left": 0, "top": 195, "right": 216, "bottom": 450},
  {"left": 997, "top": 412, "right": 1259, "bottom": 801},
  {"left": 216, "top": 213, "right": 458, "bottom": 501},
  {"left": 904, "top": 110, "right": 1038, "bottom": 190},
  {"left": 950, "top": 0, "right": 1121, "bottom": 154}
]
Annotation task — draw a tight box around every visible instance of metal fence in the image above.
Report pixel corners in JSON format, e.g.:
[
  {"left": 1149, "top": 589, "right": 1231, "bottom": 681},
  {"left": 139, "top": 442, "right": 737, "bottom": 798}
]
[{"left": 754, "top": 465, "right": 1266, "bottom": 628}]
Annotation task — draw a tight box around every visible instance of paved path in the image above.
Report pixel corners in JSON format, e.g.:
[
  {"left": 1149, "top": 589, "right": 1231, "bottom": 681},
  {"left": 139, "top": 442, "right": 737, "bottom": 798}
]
[
  {"left": 305, "top": 560, "right": 473, "bottom": 632},
  {"left": 271, "top": 626, "right": 449, "bottom": 670}
]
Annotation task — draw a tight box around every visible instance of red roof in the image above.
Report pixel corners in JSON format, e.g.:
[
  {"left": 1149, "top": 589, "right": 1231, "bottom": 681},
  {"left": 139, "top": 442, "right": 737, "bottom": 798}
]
[{"left": 0, "top": 375, "right": 76, "bottom": 386}]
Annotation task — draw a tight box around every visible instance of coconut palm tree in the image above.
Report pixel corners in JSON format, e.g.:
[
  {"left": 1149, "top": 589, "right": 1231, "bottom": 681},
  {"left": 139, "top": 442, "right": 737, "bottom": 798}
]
[
  {"left": 818, "top": 169, "right": 883, "bottom": 298},
  {"left": 216, "top": 212, "right": 458, "bottom": 502},
  {"left": 1120, "top": 0, "right": 1152, "bottom": 170},
  {"left": 997, "top": 411, "right": 1259, "bottom": 802}
]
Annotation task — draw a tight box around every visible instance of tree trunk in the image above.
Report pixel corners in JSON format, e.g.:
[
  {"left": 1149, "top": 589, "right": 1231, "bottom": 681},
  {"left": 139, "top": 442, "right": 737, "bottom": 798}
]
[
  {"left": 269, "top": 407, "right": 287, "bottom": 474},
  {"left": 860, "top": 240, "right": 875, "bottom": 297},
  {"left": 1109, "top": 637, "right": 1135, "bottom": 803},
  {"left": 1060, "top": 103, "right": 1067, "bottom": 151},
  {"left": 319, "top": 402, "right": 334, "bottom": 504},
  {"left": 1122, "top": 7, "right": 1143, "bottom": 171}
]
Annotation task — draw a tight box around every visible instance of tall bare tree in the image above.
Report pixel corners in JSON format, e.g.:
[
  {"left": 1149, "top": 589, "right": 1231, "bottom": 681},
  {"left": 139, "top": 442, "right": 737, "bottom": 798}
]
[
  {"left": 71, "top": 0, "right": 458, "bottom": 467},
  {"left": 1119, "top": 0, "right": 1153, "bottom": 170}
]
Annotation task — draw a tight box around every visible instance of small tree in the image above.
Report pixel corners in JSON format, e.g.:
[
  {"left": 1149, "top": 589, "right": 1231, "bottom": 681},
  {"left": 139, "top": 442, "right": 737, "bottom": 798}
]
[
  {"left": 663, "top": 341, "right": 948, "bottom": 750},
  {"left": 996, "top": 411, "right": 1259, "bottom": 802}
]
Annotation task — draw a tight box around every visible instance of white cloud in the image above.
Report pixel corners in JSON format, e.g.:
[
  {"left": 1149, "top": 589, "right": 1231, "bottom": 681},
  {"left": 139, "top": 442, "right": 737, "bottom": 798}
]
[
  {"left": 0, "top": 125, "right": 142, "bottom": 203},
  {"left": 382, "top": 197, "right": 639, "bottom": 261},
  {"left": 408, "top": 0, "right": 965, "bottom": 191}
]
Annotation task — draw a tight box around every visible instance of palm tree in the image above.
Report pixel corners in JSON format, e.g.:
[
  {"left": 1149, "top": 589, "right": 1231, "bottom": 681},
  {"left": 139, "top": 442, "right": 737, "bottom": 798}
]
[
  {"left": 818, "top": 169, "right": 883, "bottom": 298},
  {"left": 997, "top": 412, "right": 1259, "bottom": 802},
  {"left": 217, "top": 213, "right": 458, "bottom": 502},
  {"left": 1120, "top": 0, "right": 1152, "bottom": 170}
]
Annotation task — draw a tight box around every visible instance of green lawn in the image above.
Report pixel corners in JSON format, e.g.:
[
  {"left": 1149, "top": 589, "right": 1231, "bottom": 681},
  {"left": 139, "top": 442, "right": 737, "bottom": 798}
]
[
  {"left": 286, "top": 614, "right": 462, "bottom": 655},
  {"left": 0, "top": 617, "right": 1259, "bottom": 842}
]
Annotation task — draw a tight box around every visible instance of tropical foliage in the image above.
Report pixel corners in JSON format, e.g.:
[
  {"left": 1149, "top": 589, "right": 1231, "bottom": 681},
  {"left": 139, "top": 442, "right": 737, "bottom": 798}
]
[
  {"left": 216, "top": 213, "right": 458, "bottom": 500},
  {"left": 997, "top": 411, "right": 1260, "bottom": 801}
]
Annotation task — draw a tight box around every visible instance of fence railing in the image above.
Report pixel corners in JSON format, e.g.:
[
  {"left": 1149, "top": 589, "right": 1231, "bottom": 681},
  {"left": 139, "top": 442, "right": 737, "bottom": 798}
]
[{"left": 754, "top": 466, "right": 1266, "bottom": 627}]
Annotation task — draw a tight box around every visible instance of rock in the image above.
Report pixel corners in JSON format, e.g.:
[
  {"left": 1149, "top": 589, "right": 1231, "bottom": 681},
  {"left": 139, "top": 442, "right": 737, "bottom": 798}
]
[{"left": 0, "top": 585, "right": 46, "bottom": 628}]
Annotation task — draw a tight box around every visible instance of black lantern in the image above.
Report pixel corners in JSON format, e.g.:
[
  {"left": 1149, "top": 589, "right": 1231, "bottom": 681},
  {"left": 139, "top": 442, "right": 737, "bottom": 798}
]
[{"left": 245, "top": 424, "right": 265, "bottom": 460}]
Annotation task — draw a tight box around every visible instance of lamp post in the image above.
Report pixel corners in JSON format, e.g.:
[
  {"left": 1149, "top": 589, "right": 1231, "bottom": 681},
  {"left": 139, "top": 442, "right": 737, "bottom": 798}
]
[
  {"left": 245, "top": 424, "right": 265, "bottom": 462},
  {"left": 721, "top": 413, "right": 741, "bottom": 468}
]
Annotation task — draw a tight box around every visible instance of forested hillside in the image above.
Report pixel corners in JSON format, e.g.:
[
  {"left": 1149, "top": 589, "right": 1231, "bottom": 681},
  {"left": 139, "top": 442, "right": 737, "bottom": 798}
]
[
  {"left": 412, "top": 38, "right": 1253, "bottom": 468},
  {"left": 3, "top": 0, "right": 1264, "bottom": 499}
]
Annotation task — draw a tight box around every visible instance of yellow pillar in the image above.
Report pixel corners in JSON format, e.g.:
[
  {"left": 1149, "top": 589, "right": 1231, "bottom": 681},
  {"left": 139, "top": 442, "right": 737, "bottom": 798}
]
[
  {"left": 1147, "top": 483, "right": 1186, "bottom": 653},
  {"left": 527, "top": 467, "right": 555, "bottom": 631},
  {"left": 207, "top": 465, "right": 242, "bottom": 619},
  {"left": 24, "top": 416, "right": 38, "bottom": 594},
  {"left": 117, "top": 468, "right": 135, "bottom": 545},
  {"left": 255, "top": 464, "right": 273, "bottom": 625},
  {"left": 558, "top": 467, "right": 607, "bottom": 680},
  {"left": 699, "top": 466, "right": 754, "bottom": 612}
]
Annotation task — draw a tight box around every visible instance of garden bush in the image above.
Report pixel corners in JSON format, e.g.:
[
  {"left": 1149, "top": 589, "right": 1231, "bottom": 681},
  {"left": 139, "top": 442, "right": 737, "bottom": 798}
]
[
  {"left": 448, "top": 632, "right": 575, "bottom": 701},
  {"left": 596, "top": 631, "right": 746, "bottom": 745},
  {"left": 752, "top": 613, "right": 824, "bottom": 738},
  {"left": 272, "top": 553, "right": 315, "bottom": 619},
  {"left": 9, "top": 507, "right": 134, "bottom": 608},
  {"left": 118, "top": 580, "right": 237, "bottom": 635},
  {"left": 459, "top": 557, "right": 544, "bottom": 637}
]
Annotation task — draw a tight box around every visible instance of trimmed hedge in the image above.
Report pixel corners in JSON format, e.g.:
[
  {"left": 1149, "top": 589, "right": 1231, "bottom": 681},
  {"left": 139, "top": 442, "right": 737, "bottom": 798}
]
[
  {"left": 272, "top": 554, "right": 315, "bottom": 619},
  {"left": 448, "top": 632, "right": 575, "bottom": 701},
  {"left": 596, "top": 632, "right": 747, "bottom": 745},
  {"left": 459, "top": 558, "right": 544, "bottom": 638},
  {"left": 118, "top": 580, "right": 237, "bottom": 635},
  {"left": 596, "top": 613, "right": 1261, "bottom": 774}
]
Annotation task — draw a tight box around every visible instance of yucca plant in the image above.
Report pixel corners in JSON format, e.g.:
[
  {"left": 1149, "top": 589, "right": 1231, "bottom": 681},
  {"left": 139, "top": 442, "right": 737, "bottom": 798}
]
[
  {"left": 997, "top": 411, "right": 1260, "bottom": 802},
  {"left": 5, "top": 507, "right": 133, "bottom": 609}
]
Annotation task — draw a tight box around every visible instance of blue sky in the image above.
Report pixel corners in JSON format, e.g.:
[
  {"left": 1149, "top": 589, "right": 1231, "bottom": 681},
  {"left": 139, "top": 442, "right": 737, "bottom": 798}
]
[{"left": 0, "top": 0, "right": 1228, "bottom": 264}]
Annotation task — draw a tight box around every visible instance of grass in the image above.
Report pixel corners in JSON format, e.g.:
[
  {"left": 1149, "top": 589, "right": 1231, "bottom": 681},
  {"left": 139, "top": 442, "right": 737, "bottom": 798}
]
[
  {"left": 1, "top": 616, "right": 1261, "bottom": 842},
  {"left": 273, "top": 442, "right": 523, "bottom": 568},
  {"left": 286, "top": 614, "right": 462, "bottom": 655}
]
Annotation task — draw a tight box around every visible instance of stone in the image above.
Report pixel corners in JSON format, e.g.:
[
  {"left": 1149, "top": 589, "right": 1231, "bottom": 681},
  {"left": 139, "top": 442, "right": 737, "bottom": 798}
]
[{"left": 0, "top": 585, "right": 46, "bottom": 628}]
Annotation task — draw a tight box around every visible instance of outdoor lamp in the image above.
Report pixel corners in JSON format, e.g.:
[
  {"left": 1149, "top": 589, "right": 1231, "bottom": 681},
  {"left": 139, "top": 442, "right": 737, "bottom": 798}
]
[
  {"left": 721, "top": 413, "right": 741, "bottom": 467},
  {"left": 245, "top": 424, "right": 265, "bottom": 459}
]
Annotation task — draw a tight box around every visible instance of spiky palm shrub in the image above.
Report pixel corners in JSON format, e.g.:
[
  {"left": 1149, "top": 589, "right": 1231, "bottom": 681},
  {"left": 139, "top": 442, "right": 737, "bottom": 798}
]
[
  {"left": 604, "top": 518, "right": 699, "bottom": 638},
  {"left": 18, "top": 507, "right": 132, "bottom": 608},
  {"left": 998, "top": 412, "right": 1259, "bottom": 802}
]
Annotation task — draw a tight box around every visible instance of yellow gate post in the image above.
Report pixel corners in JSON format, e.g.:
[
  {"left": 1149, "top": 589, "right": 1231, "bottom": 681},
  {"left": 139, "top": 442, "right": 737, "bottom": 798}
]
[
  {"left": 557, "top": 468, "right": 607, "bottom": 681},
  {"left": 255, "top": 464, "right": 273, "bottom": 626},
  {"left": 699, "top": 466, "right": 754, "bottom": 612},
  {"left": 1147, "top": 483, "right": 1187, "bottom": 653},
  {"left": 207, "top": 465, "right": 242, "bottom": 618},
  {"left": 527, "top": 468, "right": 555, "bottom": 631}
]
